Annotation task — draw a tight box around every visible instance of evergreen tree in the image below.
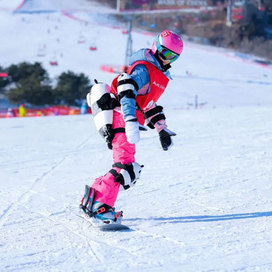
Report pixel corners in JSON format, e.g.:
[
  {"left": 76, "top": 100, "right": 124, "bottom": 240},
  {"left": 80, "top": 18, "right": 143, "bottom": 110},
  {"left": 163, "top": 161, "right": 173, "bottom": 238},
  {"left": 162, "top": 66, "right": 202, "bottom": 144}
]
[
  {"left": 7, "top": 62, "right": 54, "bottom": 105},
  {"left": 8, "top": 74, "right": 55, "bottom": 105},
  {"left": 5, "top": 62, "right": 91, "bottom": 106},
  {"left": 55, "top": 71, "right": 91, "bottom": 106},
  {"left": 7, "top": 62, "right": 49, "bottom": 83}
]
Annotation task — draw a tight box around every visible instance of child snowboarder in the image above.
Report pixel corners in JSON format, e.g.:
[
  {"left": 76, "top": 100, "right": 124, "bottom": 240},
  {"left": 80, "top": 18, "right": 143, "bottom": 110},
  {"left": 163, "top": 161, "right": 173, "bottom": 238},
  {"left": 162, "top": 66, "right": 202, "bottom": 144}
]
[{"left": 80, "top": 30, "right": 183, "bottom": 224}]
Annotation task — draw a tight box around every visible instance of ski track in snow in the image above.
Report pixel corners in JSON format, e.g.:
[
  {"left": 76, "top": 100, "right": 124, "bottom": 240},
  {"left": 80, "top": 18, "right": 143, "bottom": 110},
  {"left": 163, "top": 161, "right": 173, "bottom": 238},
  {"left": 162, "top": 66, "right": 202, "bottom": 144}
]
[
  {"left": 1, "top": 110, "right": 272, "bottom": 271},
  {"left": 0, "top": 134, "right": 91, "bottom": 228}
]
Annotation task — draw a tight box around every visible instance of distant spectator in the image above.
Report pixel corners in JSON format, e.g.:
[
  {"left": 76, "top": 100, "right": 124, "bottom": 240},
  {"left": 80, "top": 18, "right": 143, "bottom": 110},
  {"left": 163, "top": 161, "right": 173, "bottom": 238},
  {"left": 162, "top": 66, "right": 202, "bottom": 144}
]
[
  {"left": 6, "top": 108, "right": 15, "bottom": 118},
  {"left": 19, "top": 104, "right": 26, "bottom": 117},
  {"left": 37, "top": 111, "right": 43, "bottom": 117},
  {"left": 80, "top": 101, "right": 87, "bottom": 114}
]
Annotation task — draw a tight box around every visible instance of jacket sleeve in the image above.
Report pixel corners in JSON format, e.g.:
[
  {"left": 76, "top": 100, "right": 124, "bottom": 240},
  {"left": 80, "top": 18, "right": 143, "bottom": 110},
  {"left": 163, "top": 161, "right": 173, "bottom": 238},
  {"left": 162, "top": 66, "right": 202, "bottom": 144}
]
[{"left": 120, "top": 64, "right": 150, "bottom": 121}]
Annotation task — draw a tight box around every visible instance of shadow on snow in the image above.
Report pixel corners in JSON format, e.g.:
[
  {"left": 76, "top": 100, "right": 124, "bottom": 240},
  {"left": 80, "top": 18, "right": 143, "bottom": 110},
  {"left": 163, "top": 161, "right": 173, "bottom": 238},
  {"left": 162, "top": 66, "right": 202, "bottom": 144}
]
[{"left": 125, "top": 211, "right": 272, "bottom": 224}]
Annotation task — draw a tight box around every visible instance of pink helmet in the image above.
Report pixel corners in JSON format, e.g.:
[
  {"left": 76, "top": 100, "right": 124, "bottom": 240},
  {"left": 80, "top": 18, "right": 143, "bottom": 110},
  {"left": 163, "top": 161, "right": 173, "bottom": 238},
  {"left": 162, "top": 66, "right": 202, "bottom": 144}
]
[{"left": 152, "top": 30, "right": 183, "bottom": 62}]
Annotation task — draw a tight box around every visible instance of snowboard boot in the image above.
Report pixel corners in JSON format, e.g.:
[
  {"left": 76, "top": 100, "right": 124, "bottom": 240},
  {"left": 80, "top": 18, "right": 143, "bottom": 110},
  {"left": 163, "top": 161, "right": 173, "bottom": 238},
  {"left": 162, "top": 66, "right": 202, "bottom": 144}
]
[
  {"left": 92, "top": 201, "right": 123, "bottom": 224},
  {"left": 80, "top": 185, "right": 95, "bottom": 217},
  {"left": 80, "top": 185, "right": 123, "bottom": 224}
]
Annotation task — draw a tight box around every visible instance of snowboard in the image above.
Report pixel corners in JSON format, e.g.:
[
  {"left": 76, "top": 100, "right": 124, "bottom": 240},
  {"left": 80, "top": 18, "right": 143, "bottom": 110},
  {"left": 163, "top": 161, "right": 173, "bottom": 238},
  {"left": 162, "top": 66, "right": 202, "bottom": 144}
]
[{"left": 78, "top": 212, "right": 130, "bottom": 232}]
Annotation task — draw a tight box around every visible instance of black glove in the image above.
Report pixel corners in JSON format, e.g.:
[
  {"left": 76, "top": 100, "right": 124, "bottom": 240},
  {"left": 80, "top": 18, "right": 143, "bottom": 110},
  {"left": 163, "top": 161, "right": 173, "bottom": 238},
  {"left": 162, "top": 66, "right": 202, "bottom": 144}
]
[
  {"left": 159, "top": 128, "right": 176, "bottom": 151},
  {"left": 100, "top": 124, "right": 114, "bottom": 150}
]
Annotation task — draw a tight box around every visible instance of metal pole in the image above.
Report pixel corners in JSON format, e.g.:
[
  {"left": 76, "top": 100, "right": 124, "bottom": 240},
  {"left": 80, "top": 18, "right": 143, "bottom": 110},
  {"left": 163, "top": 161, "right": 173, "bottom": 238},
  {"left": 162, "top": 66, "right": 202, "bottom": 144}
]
[
  {"left": 125, "top": 18, "right": 133, "bottom": 68},
  {"left": 195, "top": 95, "right": 198, "bottom": 109},
  {"left": 226, "top": 0, "right": 232, "bottom": 26},
  {"left": 116, "top": 0, "right": 120, "bottom": 12}
]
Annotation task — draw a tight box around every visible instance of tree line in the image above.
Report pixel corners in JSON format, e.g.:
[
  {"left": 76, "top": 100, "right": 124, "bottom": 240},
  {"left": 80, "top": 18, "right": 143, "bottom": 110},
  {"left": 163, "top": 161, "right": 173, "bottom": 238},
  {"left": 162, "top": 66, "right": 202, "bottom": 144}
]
[{"left": 0, "top": 62, "right": 92, "bottom": 106}]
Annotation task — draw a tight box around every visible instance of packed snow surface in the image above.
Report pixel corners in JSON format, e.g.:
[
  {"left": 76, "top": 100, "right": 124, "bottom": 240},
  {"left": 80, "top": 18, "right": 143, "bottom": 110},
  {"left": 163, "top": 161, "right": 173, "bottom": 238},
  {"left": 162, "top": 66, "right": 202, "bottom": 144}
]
[{"left": 1, "top": 1, "right": 272, "bottom": 271}]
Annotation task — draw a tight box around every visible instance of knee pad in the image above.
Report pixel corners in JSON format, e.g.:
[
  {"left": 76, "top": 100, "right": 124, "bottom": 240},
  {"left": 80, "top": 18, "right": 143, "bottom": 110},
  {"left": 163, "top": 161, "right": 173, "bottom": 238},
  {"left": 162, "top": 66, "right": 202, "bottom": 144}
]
[{"left": 109, "top": 162, "right": 144, "bottom": 191}]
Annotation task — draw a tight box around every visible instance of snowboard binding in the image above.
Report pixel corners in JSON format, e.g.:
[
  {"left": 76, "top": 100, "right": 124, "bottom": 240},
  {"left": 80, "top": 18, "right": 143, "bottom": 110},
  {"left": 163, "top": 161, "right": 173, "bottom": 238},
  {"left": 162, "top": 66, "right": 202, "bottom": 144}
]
[
  {"left": 80, "top": 185, "right": 95, "bottom": 217},
  {"left": 80, "top": 185, "right": 123, "bottom": 224}
]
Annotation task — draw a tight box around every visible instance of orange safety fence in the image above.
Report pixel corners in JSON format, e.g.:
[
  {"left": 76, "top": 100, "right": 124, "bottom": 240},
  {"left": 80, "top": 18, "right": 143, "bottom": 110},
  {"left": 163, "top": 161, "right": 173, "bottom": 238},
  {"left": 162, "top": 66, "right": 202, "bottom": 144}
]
[{"left": 0, "top": 106, "right": 91, "bottom": 118}]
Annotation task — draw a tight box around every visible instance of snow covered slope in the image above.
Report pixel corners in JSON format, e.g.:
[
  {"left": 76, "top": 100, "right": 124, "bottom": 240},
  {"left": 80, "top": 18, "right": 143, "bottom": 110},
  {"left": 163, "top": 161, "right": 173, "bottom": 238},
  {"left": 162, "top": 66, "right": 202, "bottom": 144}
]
[{"left": 1, "top": 1, "right": 272, "bottom": 271}]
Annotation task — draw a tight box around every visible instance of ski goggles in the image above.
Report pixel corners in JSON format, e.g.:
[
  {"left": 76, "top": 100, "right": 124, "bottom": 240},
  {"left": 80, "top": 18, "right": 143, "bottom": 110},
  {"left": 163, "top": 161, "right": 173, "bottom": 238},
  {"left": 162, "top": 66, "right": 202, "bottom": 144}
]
[{"left": 158, "top": 45, "right": 179, "bottom": 63}]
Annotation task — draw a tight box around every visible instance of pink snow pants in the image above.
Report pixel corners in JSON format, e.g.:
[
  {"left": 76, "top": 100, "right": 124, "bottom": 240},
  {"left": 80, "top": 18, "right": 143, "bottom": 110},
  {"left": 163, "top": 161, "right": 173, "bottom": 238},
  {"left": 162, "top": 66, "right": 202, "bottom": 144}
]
[{"left": 91, "top": 111, "right": 135, "bottom": 207}]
